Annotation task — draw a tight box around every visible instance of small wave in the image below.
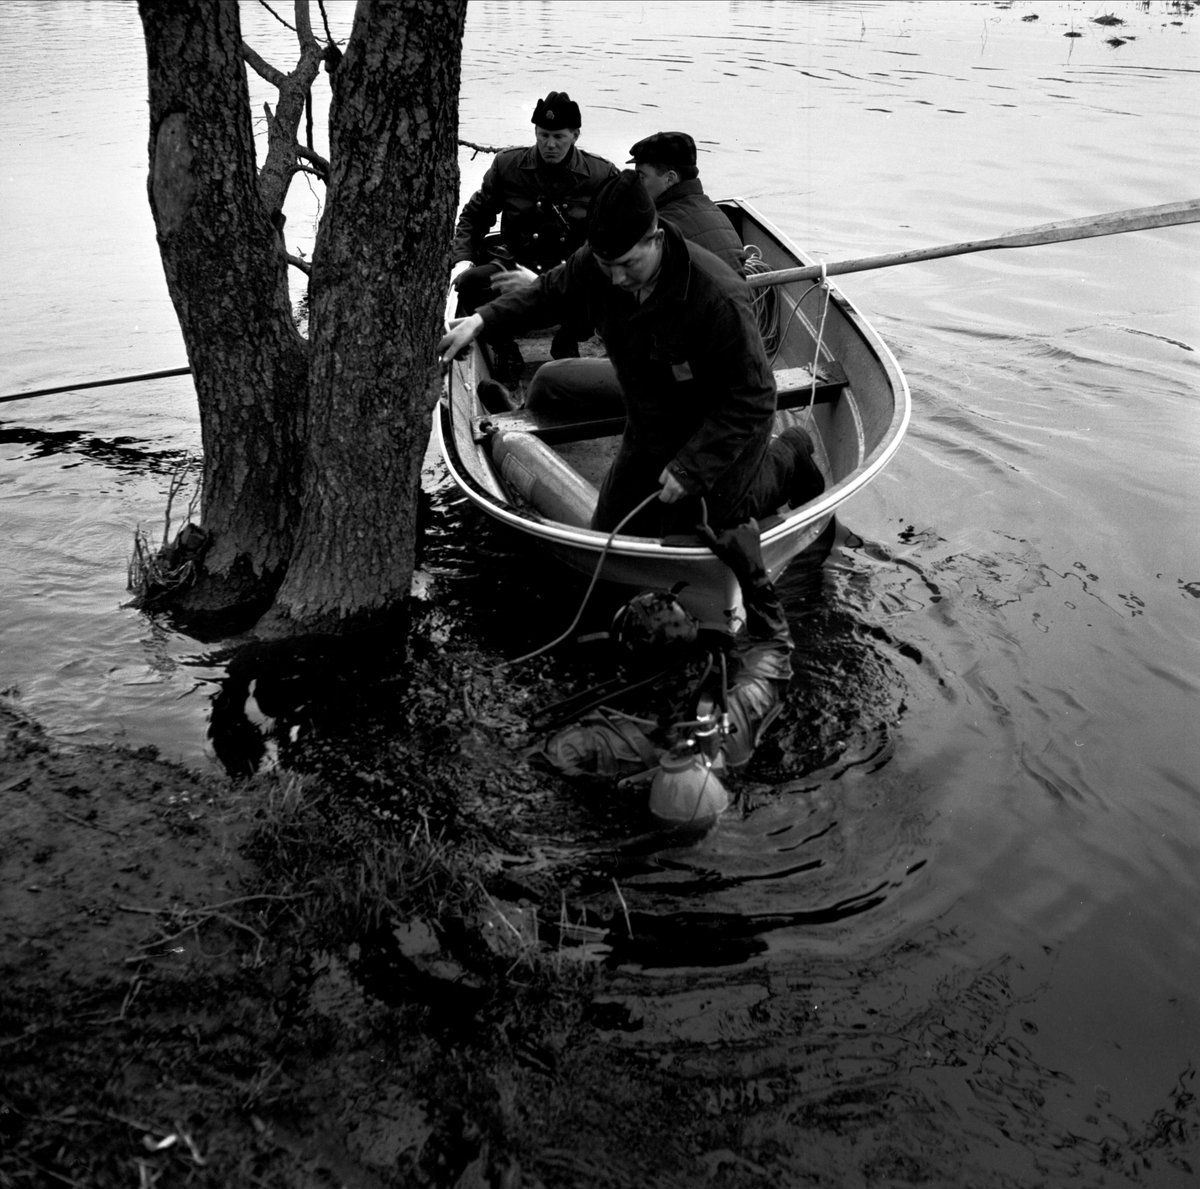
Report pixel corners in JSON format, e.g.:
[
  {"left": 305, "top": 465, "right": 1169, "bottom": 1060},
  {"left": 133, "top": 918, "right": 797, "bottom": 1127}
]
[{"left": 1122, "top": 327, "right": 1195, "bottom": 352}]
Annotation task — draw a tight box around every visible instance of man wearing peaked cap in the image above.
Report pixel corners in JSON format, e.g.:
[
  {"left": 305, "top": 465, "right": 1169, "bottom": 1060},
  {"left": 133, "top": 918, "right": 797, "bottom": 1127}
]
[
  {"left": 628, "top": 131, "right": 745, "bottom": 275},
  {"left": 440, "top": 170, "right": 824, "bottom": 537},
  {"left": 450, "top": 90, "right": 617, "bottom": 371},
  {"left": 585, "top": 168, "right": 658, "bottom": 261},
  {"left": 531, "top": 91, "right": 581, "bottom": 131},
  {"left": 511, "top": 134, "right": 750, "bottom": 434},
  {"left": 516, "top": 133, "right": 749, "bottom": 428}
]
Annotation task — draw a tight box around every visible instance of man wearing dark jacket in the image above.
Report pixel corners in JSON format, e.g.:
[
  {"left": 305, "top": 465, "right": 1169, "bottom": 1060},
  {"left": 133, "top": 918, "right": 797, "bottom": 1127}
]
[
  {"left": 519, "top": 131, "right": 751, "bottom": 423},
  {"left": 628, "top": 131, "right": 745, "bottom": 275},
  {"left": 440, "top": 172, "right": 821, "bottom": 537},
  {"left": 451, "top": 91, "right": 617, "bottom": 363}
]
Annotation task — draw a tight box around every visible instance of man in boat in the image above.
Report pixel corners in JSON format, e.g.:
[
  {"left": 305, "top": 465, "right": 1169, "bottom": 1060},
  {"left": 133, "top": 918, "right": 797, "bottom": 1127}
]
[
  {"left": 539, "top": 521, "right": 795, "bottom": 826},
  {"left": 439, "top": 170, "right": 823, "bottom": 537},
  {"left": 450, "top": 90, "right": 618, "bottom": 369},
  {"left": 628, "top": 131, "right": 745, "bottom": 276},
  {"left": 517, "top": 131, "right": 755, "bottom": 421}
]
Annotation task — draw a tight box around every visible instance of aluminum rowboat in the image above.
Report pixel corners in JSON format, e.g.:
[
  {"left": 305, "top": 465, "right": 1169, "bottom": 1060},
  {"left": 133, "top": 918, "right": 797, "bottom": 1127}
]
[{"left": 435, "top": 199, "right": 910, "bottom": 629}]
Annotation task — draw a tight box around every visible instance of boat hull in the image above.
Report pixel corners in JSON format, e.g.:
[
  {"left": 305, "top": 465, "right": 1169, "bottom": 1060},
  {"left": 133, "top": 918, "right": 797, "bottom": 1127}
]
[{"left": 436, "top": 199, "right": 910, "bottom": 629}]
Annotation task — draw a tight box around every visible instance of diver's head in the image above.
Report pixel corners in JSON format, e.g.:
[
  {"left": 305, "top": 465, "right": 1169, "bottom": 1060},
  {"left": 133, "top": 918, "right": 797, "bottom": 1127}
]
[{"left": 611, "top": 591, "right": 699, "bottom": 659}]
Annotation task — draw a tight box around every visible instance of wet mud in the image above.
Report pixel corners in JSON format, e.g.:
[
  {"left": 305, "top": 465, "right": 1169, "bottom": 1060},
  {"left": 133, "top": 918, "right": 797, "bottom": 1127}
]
[{"left": 6, "top": 467, "right": 1197, "bottom": 1186}]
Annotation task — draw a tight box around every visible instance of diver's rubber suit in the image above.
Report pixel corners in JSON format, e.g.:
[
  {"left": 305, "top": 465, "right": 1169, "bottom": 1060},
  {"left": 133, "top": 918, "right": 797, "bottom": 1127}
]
[{"left": 543, "top": 522, "right": 793, "bottom": 779}]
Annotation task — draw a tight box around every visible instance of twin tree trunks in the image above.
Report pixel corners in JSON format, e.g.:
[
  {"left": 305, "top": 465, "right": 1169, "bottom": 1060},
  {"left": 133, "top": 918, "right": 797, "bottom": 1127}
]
[{"left": 139, "top": 0, "right": 467, "bottom": 637}]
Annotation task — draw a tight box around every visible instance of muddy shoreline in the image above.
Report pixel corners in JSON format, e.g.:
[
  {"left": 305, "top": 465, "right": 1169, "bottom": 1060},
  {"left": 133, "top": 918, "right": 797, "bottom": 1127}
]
[
  {"left": 0, "top": 629, "right": 714, "bottom": 1189},
  {"left": 5, "top": 621, "right": 1198, "bottom": 1188}
]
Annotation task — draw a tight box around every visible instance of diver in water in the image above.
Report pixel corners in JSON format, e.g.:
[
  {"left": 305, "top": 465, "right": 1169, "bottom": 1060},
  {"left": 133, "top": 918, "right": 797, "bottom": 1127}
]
[{"left": 538, "top": 519, "right": 795, "bottom": 828}]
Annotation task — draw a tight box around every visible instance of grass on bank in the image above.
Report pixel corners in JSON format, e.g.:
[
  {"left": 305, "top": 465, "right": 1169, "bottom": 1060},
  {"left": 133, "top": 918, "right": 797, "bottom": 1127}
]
[{"left": 0, "top": 641, "right": 602, "bottom": 1188}]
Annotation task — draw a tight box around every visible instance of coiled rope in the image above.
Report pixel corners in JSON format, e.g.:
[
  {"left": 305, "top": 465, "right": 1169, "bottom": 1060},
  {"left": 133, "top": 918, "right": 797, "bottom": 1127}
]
[{"left": 741, "top": 245, "right": 780, "bottom": 355}]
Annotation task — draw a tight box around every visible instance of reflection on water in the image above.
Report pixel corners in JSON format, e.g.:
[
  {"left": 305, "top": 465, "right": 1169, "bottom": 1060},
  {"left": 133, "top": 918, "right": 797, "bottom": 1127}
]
[
  {"left": 590, "top": 937, "right": 1200, "bottom": 1185},
  {"left": 0, "top": 421, "right": 196, "bottom": 475}
]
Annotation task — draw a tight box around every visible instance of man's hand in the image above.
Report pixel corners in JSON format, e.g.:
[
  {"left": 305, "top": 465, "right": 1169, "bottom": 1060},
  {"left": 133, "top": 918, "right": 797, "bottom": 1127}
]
[
  {"left": 657, "top": 466, "right": 687, "bottom": 504},
  {"left": 491, "top": 266, "right": 538, "bottom": 295},
  {"left": 450, "top": 261, "right": 472, "bottom": 290},
  {"left": 439, "top": 314, "right": 484, "bottom": 364}
]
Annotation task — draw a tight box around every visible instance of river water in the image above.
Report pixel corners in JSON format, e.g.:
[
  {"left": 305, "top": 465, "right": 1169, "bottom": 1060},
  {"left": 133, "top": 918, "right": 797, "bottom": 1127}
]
[{"left": 2, "top": 1, "right": 1198, "bottom": 1183}]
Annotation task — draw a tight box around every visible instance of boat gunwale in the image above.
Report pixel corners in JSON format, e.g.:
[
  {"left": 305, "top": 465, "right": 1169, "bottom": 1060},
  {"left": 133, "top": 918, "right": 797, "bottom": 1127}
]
[{"left": 436, "top": 198, "right": 910, "bottom": 561}]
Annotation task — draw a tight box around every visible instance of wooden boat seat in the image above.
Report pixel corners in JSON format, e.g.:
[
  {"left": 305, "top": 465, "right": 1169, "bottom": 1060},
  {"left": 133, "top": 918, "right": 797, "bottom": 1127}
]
[{"left": 474, "top": 362, "right": 847, "bottom": 445}]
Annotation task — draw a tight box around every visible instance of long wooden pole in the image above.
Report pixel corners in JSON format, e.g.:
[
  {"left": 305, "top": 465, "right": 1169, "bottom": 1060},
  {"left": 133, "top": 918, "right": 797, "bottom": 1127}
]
[
  {"left": 3, "top": 199, "right": 1196, "bottom": 403},
  {"left": 0, "top": 365, "right": 192, "bottom": 405},
  {"left": 746, "top": 197, "right": 1200, "bottom": 289}
]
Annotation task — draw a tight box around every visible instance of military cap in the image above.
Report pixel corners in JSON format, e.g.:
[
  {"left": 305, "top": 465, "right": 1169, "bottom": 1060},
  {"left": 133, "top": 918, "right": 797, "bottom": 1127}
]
[
  {"left": 531, "top": 91, "right": 582, "bottom": 131},
  {"left": 627, "top": 131, "right": 697, "bottom": 173},
  {"left": 587, "top": 170, "right": 657, "bottom": 260}
]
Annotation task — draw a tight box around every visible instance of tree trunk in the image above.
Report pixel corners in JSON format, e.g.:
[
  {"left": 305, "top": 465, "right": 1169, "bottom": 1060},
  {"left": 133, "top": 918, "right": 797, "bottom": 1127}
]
[
  {"left": 261, "top": 0, "right": 466, "bottom": 635},
  {"left": 139, "top": 0, "right": 466, "bottom": 638},
  {"left": 140, "top": 1, "right": 309, "bottom": 618}
]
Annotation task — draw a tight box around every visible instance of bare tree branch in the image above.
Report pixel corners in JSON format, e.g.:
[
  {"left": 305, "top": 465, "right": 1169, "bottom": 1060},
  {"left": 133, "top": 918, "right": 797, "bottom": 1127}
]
[
  {"left": 316, "top": 0, "right": 335, "bottom": 45},
  {"left": 293, "top": 0, "right": 318, "bottom": 51},
  {"left": 255, "top": 1, "right": 327, "bottom": 215},
  {"left": 256, "top": 0, "right": 296, "bottom": 33},
  {"left": 458, "top": 138, "right": 509, "bottom": 158},
  {"left": 243, "top": 41, "right": 286, "bottom": 88},
  {"left": 246, "top": 5, "right": 328, "bottom": 302},
  {"left": 295, "top": 142, "right": 330, "bottom": 177}
]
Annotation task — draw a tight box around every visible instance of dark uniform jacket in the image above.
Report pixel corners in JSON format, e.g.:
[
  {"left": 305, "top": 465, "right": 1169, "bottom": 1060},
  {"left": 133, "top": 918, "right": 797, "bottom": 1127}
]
[
  {"left": 656, "top": 178, "right": 745, "bottom": 275},
  {"left": 452, "top": 144, "right": 618, "bottom": 274},
  {"left": 477, "top": 221, "right": 776, "bottom": 508}
]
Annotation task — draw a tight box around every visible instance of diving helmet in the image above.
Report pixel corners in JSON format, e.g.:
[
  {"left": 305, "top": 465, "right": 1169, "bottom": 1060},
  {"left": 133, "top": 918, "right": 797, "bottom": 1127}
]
[{"left": 611, "top": 591, "right": 699, "bottom": 656}]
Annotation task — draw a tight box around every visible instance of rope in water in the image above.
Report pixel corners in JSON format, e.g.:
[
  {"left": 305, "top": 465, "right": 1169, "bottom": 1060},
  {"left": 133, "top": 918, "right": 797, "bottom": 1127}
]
[
  {"left": 502, "top": 489, "right": 663, "bottom": 668},
  {"left": 448, "top": 261, "right": 834, "bottom": 674},
  {"left": 442, "top": 351, "right": 666, "bottom": 669}
]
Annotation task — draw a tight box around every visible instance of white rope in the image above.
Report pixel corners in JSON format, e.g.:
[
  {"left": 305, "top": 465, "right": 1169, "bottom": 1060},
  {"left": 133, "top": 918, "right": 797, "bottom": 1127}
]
[
  {"left": 804, "top": 261, "right": 832, "bottom": 425},
  {"left": 445, "top": 351, "right": 664, "bottom": 670},
  {"left": 502, "top": 489, "right": 662, "bottom": 668},
  {"left": 768, "top": 258, "right": 832, "bottom": 374}
]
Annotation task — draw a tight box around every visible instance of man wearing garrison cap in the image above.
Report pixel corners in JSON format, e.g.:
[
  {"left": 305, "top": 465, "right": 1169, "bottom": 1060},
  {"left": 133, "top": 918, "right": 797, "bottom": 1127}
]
[
  {"left": 451, "top": 91, "right": 617, "bottom": 369},
  {"left": 628, "top": 132, "right": 745, "bottom": 276},
  {"left": 440, "top": 171, "right": 823, "bottom": 537}
]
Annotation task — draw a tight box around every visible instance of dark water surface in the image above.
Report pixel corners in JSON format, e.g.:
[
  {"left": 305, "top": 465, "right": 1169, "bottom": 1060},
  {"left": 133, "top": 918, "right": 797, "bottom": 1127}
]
[{"left": 2, "top": 1, "right": 1199, "bottom": 1182}]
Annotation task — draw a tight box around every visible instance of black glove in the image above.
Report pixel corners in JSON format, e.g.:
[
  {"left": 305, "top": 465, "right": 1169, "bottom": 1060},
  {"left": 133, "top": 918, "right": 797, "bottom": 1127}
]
[{"left": 695, "top": 519, "right": 769, "bottom": 589}]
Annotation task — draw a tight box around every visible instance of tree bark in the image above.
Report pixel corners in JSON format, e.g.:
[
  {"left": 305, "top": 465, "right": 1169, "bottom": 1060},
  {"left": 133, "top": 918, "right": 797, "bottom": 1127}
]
[
  {"left": 140, "top": 0, "right": 308, "bottom": 617},
  {"left": 245, "top": 2, "right": 327, "bottom": 217},
  {"left": 139, "top": 0, "right": 466, "bottom": 638},
  {"left": 262, "top": 0, "right": 466, "bottom": 634}
]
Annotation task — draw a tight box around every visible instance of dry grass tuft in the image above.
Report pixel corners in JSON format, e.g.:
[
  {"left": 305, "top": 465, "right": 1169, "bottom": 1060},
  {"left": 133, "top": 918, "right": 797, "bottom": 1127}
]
[
  {"left": 126, "top": 456, "right": 203, "bottom": 608},
  {"left": 243, "top": 773, "right": 481, "bottom": 944}
]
